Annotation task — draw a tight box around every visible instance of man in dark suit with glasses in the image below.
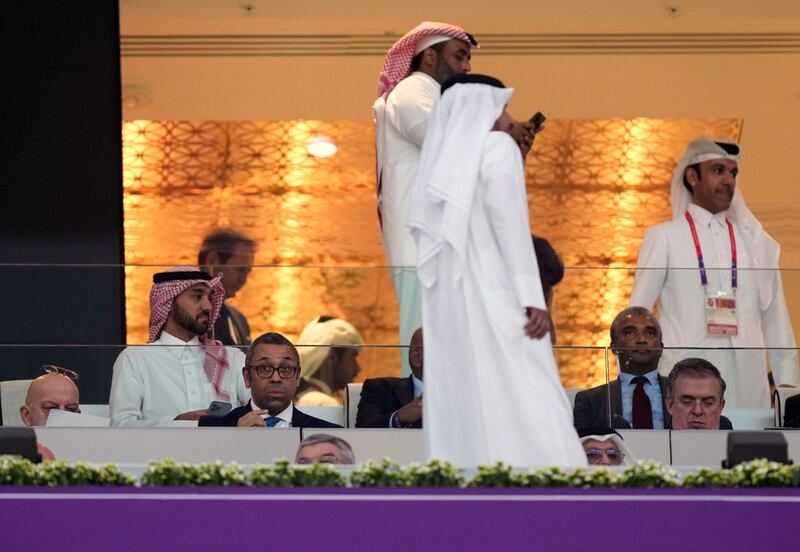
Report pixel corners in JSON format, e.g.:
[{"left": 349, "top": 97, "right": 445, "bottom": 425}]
[{"left": 199, "top": 332, "right": 341, "bottom": 428}]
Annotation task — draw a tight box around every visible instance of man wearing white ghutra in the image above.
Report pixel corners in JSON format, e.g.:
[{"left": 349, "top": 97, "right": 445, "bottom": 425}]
[{"left": 631, "top": 137, "right": 799, "bottom": 408}]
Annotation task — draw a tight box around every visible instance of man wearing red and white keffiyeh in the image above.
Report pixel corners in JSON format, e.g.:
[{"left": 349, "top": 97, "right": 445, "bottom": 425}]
[
  {"left": 110, "top": 267, "right": 250, "bottom": 426},
  {"left": 373, "top": 21, "right": 479, "bottom": 379}
]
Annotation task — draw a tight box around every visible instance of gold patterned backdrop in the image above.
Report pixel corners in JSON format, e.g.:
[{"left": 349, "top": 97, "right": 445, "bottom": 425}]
[{"left": 122, "top": 118, "right": 741, "bottom": 386}]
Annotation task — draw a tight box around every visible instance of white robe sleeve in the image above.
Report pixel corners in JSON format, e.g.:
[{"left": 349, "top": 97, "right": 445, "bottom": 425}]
[
  {"left": 227, "top": 347, "right": 251, "bottom": 407},
  {"left": 109, "top": 351, "right": 145, "bottom": 426},
  {"left": 762, "top": 270, "right": 800, "bottom": 386},
  {"left": 482, "top": 133, "right": 546, "bottom": 310},
  {"left": 630, "top": 225, "right": 668, "bottom": 309},
  {"left": 385, "top": 78, "right": 438, "bottom": 148}
]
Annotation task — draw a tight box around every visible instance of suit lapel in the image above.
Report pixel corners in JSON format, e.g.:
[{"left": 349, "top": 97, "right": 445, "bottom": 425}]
[
  {"left": 658, "top": 376, "right": 672, "bottom": 429},
  {"left": 610, "top": 379, "right": 623, "bottom": 418},
  {"left": 393, "top": 376, "right": 415, "bottom": 408}
]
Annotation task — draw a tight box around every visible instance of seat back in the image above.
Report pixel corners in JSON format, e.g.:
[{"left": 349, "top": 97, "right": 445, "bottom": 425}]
[
  {"left": 722, "top": 408, "right": 775, "bottom": 430},
  {"left": 79, "top": 404, "right": 110, "bottom": 418},
  {"left": 300, "top": 406, "right": 345, "bottom": 427},
  {"left": 345, "top": 383, "right": 363, "bottom": 428},
  {"left": 0, "top": 379, "right": 33, "bottom": 427},
  {"left": 775, "top": 387, "right": 800, "bottom": 427},
  {"left": 564, "top": 387, "right": 586, "bottom": 409}
]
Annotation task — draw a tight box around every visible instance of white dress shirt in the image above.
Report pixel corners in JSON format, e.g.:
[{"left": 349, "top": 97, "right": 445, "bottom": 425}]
[
  {"left": 250, "top": 398, "right": 293, "bottom": 428},
  {"left": 110, "top": 331, "right": 250, "bottom": 426}
]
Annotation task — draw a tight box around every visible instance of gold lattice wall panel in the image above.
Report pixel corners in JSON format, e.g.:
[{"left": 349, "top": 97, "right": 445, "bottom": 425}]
[{"left": 123, "top": 118, "right": 741, "bottom": 385}]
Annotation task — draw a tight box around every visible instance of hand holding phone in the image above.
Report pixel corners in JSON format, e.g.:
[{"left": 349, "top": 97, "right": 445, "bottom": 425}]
[
  {"left": 530, "top": 111, "right": 546, "bottom": 133},
  {"left": 208, "top": 401, "right": 232, "bottom": 417}
]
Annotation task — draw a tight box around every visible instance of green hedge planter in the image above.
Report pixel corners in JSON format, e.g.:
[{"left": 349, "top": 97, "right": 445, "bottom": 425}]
[{"left": 1, "top": 456, "right": 798, "bottom": 488}]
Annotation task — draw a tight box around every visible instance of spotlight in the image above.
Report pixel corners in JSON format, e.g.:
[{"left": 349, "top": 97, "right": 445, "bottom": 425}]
[{"left": 307, "top": 136, "right": 337, "bottom": 158}]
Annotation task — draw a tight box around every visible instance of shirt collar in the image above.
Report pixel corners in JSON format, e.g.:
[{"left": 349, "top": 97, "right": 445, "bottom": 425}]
[
  {"left": 410, "top": 71, "right": 439, "bottom": 86},
  {"left": 156, "top": 331, "right": 202, "bottom": 359},
  {"left": 157, "top": 330, "right": 200, "bottom": 346},
  {"left": 688, "top": 202, "right": 727, "bottom": 227},
  {"left": 412, "top": 375, "right": 424, "bottom": 398},
  {"left": 251, "top": 398, "right": 294, "bottom": 424},
  {"left": 619, "top": 369, "right": 659, "bottom": 386}
]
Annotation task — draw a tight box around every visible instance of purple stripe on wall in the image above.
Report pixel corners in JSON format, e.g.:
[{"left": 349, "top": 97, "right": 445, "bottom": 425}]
[{"left": 1, "top": 488, "right": 798, "bottom": 551}]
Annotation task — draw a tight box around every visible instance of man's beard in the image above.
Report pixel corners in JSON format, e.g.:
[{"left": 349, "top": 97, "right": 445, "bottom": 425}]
[
  {"left": 172, "top": 303, "right": 209, "bottom": 336},
  {"left": 433, "top": 55, "right": 459, "bottom": 85}
]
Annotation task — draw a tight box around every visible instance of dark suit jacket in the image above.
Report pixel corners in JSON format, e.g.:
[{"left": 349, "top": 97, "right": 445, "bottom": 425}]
[
  {"left": 213, "top": 303, "right": 251, "bottom": 347},
  {"left": 198, "top": 401, "right": 341, "bottom": 428},
  {"left": 356, "top": 376, "right": 420, "bottom": 428},
  {"left": 573, "top": 375, "right": 672, "bottom": 430},
  {"left": 784, "top": 394, "right": 800, "bottom": 427}
]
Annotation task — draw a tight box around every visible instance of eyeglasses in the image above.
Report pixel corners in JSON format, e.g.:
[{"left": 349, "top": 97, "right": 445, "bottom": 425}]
[
  {"left": 585, "top": 448, "right": 625, "bottom": 465},
  {"left": 41, "top": 365, "right": 79, "bottom": 380},
  {"left": 248, "top": 364, "right": 298, "bottom": 379}
]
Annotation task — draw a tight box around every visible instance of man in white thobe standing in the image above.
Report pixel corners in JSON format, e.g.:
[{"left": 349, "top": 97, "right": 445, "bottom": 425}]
[
  {"left": 408, "top": 74, "right": 585, "bottom": 468},
  {"left": 374, "top": 21, "right": 478, "bottom": 376},
  {"left": 630, "top": 137, "right": 799, "bottom": 408}
]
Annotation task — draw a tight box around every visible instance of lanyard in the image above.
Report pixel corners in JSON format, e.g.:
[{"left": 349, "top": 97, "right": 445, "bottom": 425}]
[{"left": 685, "top": 211, "right": 737, "bottom": 289}]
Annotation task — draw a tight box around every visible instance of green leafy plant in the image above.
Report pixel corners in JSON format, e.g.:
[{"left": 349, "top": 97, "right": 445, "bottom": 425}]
[
  {"left": 405, "top": 459, "right": 465, "bottom": 487},
  {"left": 0, "top": 456, "right": 39, "bottom": 486},
  {"left": 522, "top": 466, "right": 573, "bottom": 488},
  {"left": 350, "top": 459, "right": 410, "bottom": 487},
  {"left": 248, "top": 460, "right": 347, "bottom": 487},
  {"left": 38, "top": 461, "right": 135, "bottom": 487},
  {"left": 618, "top": 461, "right": 680, "bottom": 488},
  {"left": 682, "top": 466, "right": 738, "bottom": 488},
  {"left": 467, "top": 462, "right": 525, "bottom": 488},
  {"left": 0, "top": 456, "right": 135, "bottom": 486},
  {"left": 290, "top": 462, "right": 348, "bottom": 487},
  {"left": 248, "top": 459, "right": 295, "bottom": 487},
  {"left": 5, "top": 455, "right": 800, "bottom": 489},
  {"left": 141, "top": 459, "right": 200, "bottom": 486},
  {"left": 730, "top": 458, "right": 794, "bottom": 487}
]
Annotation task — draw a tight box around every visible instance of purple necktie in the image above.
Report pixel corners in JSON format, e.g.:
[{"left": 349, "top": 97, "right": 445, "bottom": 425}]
[{"left": 632, "top": 376, "right": 654, "bottom": 429}]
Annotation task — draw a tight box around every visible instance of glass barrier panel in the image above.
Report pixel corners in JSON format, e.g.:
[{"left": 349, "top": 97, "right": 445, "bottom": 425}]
[{"left": 598, "top": 345, "right": 800, "bottom": 431}]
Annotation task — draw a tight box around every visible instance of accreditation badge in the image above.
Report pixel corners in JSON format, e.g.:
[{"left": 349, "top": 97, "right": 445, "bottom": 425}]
[{"left": 705, "top": 291, "right": 738, "bottom": 336}]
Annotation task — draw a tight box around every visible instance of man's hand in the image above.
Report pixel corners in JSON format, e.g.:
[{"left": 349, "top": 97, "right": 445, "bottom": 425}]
[
  {"left": 524, "top": 307, "right": 551, "bottom": 340},
  {"left": 174, "top": 409, "right": 208, "bottom": 421},
  {"left": 237, "top": 409, "right": 272, "bottom": 427},
  {"left": 509, "top": 119, "right": 536, "bottom": 159},
  {"left": 396, "top": 396, "right": 423, "bottom": 425}
]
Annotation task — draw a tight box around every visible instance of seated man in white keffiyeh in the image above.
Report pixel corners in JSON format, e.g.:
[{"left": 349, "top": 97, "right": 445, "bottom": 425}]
[{"left": 109, "top": 267, "right": 250, "bottom": 426}]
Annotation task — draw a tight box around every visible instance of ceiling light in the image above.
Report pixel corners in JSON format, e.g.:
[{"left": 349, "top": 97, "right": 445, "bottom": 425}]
[{"left": 306, "top": 136, "right": 337, "bottom": 158}]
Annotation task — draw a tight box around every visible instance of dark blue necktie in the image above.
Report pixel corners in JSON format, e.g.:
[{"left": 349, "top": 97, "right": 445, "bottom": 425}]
[{"left": 265, "top": 416, "right": 281, "bottom": 428}]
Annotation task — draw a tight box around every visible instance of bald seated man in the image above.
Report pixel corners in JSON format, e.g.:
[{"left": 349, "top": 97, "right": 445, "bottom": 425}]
[{"left": 20, "top": 373, "right": 81, "bottom": 427}]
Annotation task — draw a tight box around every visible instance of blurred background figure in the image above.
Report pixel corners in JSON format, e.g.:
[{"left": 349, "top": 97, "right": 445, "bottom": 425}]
[
  {"left": 295, "top": 316, "right": 364, "bottom": 407},
  {"left": 198, "top": 228, "right": 257, "bottom": 347},
  {"left": 531, "top": 234, "right": 564, "bottom": 308}
]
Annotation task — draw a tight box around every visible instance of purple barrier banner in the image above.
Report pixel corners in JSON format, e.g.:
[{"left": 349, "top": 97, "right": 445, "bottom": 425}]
[{"left": 1, "top": 487, "right": 799, "bottom": 551}]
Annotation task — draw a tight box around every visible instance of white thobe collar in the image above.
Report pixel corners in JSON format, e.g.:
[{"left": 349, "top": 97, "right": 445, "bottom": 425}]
[
  {"left": 409, "top": 71, "right": 438, "bottom": 86},
  {"left": 412, "top": 375, "right": 424, "bottom": 398},
  {"left": 251, "top": 397, "right": 294, "bottom": 426},
  {"left": 156, "top": 331, "right": 203, "bottom": 360},
  {"left": 688, "top": 202, "right": 728, "bottom": 229}
]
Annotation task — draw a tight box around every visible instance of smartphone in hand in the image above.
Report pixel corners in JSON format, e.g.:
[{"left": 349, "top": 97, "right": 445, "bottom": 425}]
[
  {"left": 208, "top": 401, "right": 232, "bottom": 416},
  {"left": 530, "top": 111, "right": 546, "bottom": 133}
]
